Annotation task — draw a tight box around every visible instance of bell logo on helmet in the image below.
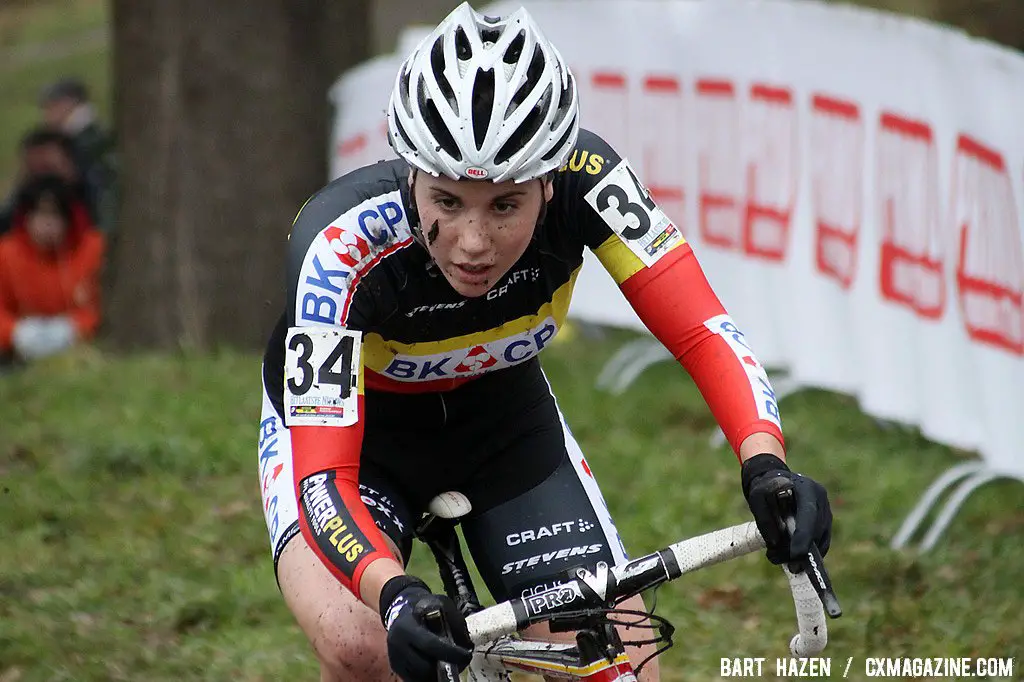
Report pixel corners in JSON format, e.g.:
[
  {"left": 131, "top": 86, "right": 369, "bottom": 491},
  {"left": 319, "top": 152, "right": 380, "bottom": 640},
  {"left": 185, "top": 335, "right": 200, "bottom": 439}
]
[{"left": 466, "top": 166, "right": 489, "bottom": 179}]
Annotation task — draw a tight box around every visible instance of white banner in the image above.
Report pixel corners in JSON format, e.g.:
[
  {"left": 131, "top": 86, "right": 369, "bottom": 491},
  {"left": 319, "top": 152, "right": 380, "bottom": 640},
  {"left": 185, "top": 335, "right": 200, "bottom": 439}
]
[{"left": 327, "top": 0, "right": 1024, "bottom": 482}]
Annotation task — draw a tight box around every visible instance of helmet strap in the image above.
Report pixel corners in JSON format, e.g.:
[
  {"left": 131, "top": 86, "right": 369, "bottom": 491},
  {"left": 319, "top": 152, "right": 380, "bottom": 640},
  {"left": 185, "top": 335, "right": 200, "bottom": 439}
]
[
  {"left": 405, "top": 168, "right": 426, "bottom": 248},
  {"left": 405, "top": 169, "right": 442, "bottom": 277},
  {"left": 534, "top": 173, "right": 554, "bottom": 233}
]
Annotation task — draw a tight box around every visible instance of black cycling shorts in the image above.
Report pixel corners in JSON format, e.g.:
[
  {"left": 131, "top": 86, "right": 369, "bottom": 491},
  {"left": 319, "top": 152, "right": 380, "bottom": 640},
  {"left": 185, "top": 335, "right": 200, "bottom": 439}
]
[{"left": 259, "top": 357, "right": 628, "bottom": 602}]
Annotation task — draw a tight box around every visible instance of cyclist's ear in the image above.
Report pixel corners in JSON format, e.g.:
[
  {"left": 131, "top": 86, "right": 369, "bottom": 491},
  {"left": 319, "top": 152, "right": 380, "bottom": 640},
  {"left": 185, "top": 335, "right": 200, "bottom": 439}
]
[{"left": 542, "top": 174, "right": 554, "bottom": 202}]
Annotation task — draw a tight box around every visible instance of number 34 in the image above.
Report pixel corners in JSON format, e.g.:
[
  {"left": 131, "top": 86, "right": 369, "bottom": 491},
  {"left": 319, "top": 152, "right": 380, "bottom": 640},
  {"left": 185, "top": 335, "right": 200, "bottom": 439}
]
[
  {"left": 287, "top": 330, "right": 357, "bottom": 398},
  {"left": 594, "top": 163, "right": 657, "bottom": 240}
]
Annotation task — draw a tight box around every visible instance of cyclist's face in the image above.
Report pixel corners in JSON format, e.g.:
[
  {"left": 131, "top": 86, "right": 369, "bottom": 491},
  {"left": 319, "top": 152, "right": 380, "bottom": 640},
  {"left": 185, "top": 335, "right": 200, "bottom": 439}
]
[{"left": 413, "top": 171, "right": 553, "bottom": 298}]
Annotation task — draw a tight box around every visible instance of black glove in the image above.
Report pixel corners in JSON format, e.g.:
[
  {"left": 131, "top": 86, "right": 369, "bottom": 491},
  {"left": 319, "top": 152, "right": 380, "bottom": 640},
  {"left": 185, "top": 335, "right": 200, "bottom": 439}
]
[
  {"left": 379, "top": 575, "right": 473, "bottom": 682},
  {"left": 741, "top": 453, "right": 832, "bottom": 564}
]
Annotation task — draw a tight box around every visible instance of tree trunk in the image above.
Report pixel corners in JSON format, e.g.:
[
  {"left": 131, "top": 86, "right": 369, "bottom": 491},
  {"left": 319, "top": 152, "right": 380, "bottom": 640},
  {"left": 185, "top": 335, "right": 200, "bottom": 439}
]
[
  {"left": 372, "top": 0, "right": 484, "bottom": 54},
  {"left": 107, "top": 0, "right": 372, "bottom": 350}
]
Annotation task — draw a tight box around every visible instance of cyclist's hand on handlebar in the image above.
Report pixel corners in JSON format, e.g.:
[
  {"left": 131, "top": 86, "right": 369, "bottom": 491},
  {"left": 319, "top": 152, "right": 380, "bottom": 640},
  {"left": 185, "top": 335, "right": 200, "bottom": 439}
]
[
  {"left": 741, "top": 453, "right": 832, "bottom": 564},
  {"left": 379, "top": 575, "right": 473, "bottom": 682}
]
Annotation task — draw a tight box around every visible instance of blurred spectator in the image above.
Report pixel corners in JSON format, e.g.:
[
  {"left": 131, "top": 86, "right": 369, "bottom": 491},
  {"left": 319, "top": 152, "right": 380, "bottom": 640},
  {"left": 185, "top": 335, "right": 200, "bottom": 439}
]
[
  {"left": 0, "top": 128, "right": 92, "bottom": 236},
  {"left": 38, "top": 77, "right": 118, "bottom": 235},
  {"left": 0, "top": 175, "right": 104, "bottom": 365}
]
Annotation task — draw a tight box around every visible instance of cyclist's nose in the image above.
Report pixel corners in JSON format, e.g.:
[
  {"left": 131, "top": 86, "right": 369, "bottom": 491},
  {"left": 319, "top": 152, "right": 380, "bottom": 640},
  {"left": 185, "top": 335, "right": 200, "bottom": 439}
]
[{"left": 455, "top": 218, "right": 492, "bottom": 258}]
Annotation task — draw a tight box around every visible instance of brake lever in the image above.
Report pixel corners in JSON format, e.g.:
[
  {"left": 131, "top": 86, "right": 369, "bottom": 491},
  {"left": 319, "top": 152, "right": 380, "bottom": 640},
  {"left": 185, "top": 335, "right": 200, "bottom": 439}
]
[
  {"left": 776, "top": 488, "right": 843, "bottom": 619},
  {"left": 422, "top": 607, "right": 460, "bottom": 682}
]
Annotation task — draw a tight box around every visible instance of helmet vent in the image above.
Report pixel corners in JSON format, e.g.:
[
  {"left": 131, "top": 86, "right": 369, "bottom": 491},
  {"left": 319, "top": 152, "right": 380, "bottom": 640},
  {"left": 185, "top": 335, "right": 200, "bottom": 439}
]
[
  {"left": 399, "top": 64, "right": 414, "bottom": 117},
  {"left": 455, "top": 26, "right": 472, "bottom": 60},
  {"left": 541, "top": 110, "right": 577, "bottom": 161},
  {"left": 480, "top": 28, "right": 501, "bottom": 45},
  {"left": 393, "top": 116, "right": 417, "bottom": 153},
  {"left": 505, "top": 43, "right": 545, "bottom": 118},
  {"left": 503, "top": 30, "right": 525, "bottom": 64},
  {"left": 418, "top": 75, "right": 462, "bottom": 161},
  {"left": 549, "top": 70, "right": 575, "bottom": 130},
  {"left": 525, "top": 44, "right": 545, "bottom": 94},
  {"left": 429, "top": 37, "right": 458, "bottom": 113},
  {"left": 472, "top": 68, "right": 496, "bottom": 151},
  {"left": 496, "top": 82, "right": 551, "bottom": 165}
]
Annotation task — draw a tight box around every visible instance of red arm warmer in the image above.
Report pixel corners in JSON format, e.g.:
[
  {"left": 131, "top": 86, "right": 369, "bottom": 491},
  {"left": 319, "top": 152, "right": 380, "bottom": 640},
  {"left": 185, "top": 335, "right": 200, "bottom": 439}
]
[
  {"left": 617, "top": 244, "right": 785, "bottom": 457},
  {"left": 290, "top": 395, "right": 395, "bottom": 601}
]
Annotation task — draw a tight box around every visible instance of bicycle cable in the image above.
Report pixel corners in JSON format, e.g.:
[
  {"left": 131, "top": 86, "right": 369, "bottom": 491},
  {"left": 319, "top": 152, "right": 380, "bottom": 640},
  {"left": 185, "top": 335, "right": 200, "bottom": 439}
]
[
  {"left": 603, "top": 607, "right": 675, "bottom": 676},
  {"left": 546, "top": 605, "right": 676, "bottom": 677}
]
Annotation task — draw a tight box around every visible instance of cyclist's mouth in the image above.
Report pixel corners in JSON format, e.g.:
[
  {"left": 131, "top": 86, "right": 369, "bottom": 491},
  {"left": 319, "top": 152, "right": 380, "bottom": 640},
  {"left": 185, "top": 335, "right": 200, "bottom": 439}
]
[{"left": 452, "top": 263, "right": 494, "bottom": 285}]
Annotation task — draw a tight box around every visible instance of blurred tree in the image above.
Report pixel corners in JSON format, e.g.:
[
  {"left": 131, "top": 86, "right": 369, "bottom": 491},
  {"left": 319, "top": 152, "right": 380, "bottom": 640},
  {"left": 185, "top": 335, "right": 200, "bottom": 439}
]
[
  {"left": 372, "top": 0, "right": 484, "bottom": 53},
  {"left": 929, "top": 0, "right": 1024, "bottom": 51},
  {"left": 107, "top": 0, "right": 371, "bottom": 350},
  {"left": 836, "top": 0, "right": 1024, "bottom": 51}
]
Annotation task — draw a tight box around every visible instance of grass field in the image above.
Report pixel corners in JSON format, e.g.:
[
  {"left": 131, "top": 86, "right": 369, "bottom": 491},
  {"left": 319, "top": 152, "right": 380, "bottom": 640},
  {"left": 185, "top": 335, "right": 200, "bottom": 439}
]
[
  {"left": 1, "top": 1, "right": 1021, "bottom": 681},
  {"left": 1, "top": 335, "right": 1022, "bottom": 681}
]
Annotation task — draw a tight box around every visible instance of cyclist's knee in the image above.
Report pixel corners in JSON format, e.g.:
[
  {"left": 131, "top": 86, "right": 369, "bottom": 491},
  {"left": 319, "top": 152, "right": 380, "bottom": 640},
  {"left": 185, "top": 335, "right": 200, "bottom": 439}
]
[
  {"left": 277, "top": 537, "right": 395, "bottom": 681},
  {"left": 309, "top": 608, "right": 393, "bottom": 681}
]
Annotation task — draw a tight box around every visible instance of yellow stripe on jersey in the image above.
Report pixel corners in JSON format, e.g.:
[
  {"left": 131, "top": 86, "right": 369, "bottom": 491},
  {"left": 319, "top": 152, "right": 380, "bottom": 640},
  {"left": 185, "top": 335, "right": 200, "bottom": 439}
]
[
  {"left": 356, "top": 355, "right": 365, "bottom": 396},
  {"left": 361, "top": 268, "right": 580, "bottom": 370},
  {"left": 292, "top": 194, "right": 314, "bottom": 226},
  {"left": 593, "top": 233, "right": 686, "bottom": 285},
  {"left": 593, "top": 235, "right": 646, "bottom": 284}
]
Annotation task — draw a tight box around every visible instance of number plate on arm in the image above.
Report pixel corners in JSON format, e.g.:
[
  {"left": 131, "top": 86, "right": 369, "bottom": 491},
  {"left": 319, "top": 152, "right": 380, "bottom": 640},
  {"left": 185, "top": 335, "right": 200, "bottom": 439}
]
[
  {"left": 584, "top": 159, "right": 682, "bottom": 267},
  {"left": 284, "top": 327, "right": 361, "bottom": 427}
]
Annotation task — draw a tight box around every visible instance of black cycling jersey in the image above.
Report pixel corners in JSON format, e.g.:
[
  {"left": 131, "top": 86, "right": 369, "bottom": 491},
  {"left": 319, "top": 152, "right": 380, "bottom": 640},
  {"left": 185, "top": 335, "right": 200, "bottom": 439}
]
[{"left": 262, "top": 128, "right": 653, "bottom": 406}]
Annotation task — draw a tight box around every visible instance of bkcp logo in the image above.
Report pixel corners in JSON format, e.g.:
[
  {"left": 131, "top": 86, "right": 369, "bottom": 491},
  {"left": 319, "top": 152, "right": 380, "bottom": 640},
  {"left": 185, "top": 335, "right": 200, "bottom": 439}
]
[
  {"left": 298, "top": 190, "right": 414, "bottom": 326},
  {"left": 382, "top": 318, "right": 558, "bottom": 381}
]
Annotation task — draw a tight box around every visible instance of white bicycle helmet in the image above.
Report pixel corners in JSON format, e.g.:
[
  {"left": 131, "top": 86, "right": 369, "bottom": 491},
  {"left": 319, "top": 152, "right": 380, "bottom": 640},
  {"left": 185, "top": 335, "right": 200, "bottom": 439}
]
[{"left": 387, "top": 2, "right": 579, "bottom": 183}]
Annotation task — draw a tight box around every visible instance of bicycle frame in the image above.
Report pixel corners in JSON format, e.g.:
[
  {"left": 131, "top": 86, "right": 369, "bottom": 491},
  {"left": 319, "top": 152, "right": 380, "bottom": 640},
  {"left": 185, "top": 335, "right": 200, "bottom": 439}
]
[
  {"left": 419, "top": 509, "right": 831, "bottom": 682},
  {"left": 467, "top": 631, "right": 638, "bottom": 681}
]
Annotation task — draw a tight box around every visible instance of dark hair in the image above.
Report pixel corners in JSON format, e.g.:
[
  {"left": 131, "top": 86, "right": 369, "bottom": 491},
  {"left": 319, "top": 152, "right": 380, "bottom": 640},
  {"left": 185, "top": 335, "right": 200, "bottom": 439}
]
[
  {"left": 19, "top": 127, "right": 77, "bottom": 159},
  {"left": 39, "top": 77, "right": 89, "bottom": 105},
  {"left": 15, "top": 175, "right": 77, "bottom": 226}
]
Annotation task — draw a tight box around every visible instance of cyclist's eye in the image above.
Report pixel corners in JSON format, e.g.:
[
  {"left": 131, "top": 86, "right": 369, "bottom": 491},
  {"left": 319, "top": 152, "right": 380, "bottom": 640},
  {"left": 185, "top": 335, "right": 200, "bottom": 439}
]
[
  {"left": 435, "top": 196, "right": 460, "bottom": 211},
  {"left": 493, "top": 201, "right": 517, "bottom": 215}
]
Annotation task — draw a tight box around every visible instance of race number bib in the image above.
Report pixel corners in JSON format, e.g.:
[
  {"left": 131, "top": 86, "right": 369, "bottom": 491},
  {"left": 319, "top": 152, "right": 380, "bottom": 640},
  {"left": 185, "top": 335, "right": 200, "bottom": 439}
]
[
  {"left": 284, "top": 327, "right": 361, "bottom": 427},
  {"left": 584, "top": 159, "right": 682, "bottom": 266}
]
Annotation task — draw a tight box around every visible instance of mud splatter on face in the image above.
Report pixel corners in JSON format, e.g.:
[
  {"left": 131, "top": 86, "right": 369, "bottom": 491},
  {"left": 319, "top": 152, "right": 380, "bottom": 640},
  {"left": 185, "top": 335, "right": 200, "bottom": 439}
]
[{"left": 427, "top": 220, "right": 440, "bottom": 245}]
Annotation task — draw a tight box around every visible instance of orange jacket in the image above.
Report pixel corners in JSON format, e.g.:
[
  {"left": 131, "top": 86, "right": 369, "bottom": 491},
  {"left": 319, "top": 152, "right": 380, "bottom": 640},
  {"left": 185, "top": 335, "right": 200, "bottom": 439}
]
[{"left": 0, "top": 202, "right": 104, "bottom": 352}]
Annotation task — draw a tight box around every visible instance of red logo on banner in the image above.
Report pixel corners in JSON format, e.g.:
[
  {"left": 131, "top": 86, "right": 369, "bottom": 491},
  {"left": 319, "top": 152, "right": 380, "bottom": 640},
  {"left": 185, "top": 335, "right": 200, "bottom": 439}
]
[
  {"left": 575, "top": 70, "right": 690, "bottom": 233},
  {"left": 744, "top": 84, "right": 798, "bottom": 260},
  {"left": 811, "top": 94, "right": 863, "bottom": 288},
  {"left": 876, "top": 112, "right": 945, "bottom": 318},
  {"left": 951, "top": 135, "right": 1024, "bottom": 355},
  {"left": 585, "top": 70, "right": 631, "bottom": 167},
  {"left": 696, "top": 79, "right": 741, "bottom": 251},
  {"left": 640, "top": 74, "right": 686, "bottom": 233},
  {"left": 337, "top": 133, "right": 367, "bottom": 159},
  {"left": 695, "top": 79, "right": 798, "bottom": 260}
]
